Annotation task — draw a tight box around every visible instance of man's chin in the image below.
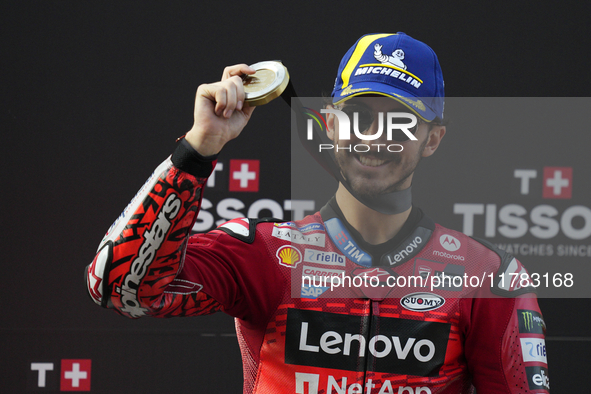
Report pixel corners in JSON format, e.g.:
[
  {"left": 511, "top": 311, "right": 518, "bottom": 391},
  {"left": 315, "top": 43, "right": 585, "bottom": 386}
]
[
  {"left": 344, "top": 174, "right": 411, "bottom": 198},
  {"left": 347, "top": 180, "right": 395, "bottom": 198}
]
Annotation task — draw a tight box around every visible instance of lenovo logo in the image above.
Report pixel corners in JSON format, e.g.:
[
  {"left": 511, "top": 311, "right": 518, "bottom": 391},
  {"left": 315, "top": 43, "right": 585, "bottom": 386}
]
[{"left": 285, "top": 309, "right": 450, "bottom": 376}]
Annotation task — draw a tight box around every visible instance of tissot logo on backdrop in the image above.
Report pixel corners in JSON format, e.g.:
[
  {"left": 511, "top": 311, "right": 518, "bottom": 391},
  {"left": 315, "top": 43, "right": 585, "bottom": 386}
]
[
  {"left": 28, "top": 359, "right": 91, "bottom": 391},
  {"left": 454, "top": 166, "right": 591, "bottom": 257},
  {"left": 192, "top": 158, "right": 315, "bottom": 232},
  {"left": 229, "top": 159, "right": 259, "bottom": 192},
  {"left": 304, "top": 107, "right": 418, "bottom": 153}
]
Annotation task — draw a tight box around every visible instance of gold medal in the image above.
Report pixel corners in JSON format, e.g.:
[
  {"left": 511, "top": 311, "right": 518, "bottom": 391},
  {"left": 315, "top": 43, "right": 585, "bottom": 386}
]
[{"left": 243, "top": 61, "right": 290, "bottom": 106}]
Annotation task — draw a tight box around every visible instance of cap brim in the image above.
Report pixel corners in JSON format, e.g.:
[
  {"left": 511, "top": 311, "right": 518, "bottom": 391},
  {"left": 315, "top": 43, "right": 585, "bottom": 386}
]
[{"left": 332, "top": 82, "right": 438, "bottom": 122}]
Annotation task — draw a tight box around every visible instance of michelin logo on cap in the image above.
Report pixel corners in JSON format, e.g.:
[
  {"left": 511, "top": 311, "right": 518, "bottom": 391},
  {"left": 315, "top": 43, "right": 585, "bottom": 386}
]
[
  {"left": 374, "top": 45, "right": 407, "bottom": 69},
  {"left": 331, "top": 32, "right": 445, "bottom": 122}
]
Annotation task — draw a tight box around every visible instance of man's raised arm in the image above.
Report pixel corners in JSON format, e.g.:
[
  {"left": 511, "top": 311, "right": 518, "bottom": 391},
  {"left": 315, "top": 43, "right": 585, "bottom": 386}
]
[{"left": 84, "top": 64, "right": 256, "bottom": 318}]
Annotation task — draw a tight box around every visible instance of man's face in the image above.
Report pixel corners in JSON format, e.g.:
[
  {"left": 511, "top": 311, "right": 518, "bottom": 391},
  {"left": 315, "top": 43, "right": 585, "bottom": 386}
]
[{"left": 326, "top": 96, "right": 443, "bottom": 198}]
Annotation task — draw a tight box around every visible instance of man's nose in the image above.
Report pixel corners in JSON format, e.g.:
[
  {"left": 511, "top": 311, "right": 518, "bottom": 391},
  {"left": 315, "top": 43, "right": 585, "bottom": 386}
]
[{"left": 359, "top": 113, "right": 387, "bottom": 145}]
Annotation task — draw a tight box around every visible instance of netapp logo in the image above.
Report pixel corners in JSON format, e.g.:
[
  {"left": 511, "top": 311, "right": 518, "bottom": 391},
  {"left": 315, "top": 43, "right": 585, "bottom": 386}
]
[
  {"left": 295, "top": 372, "right": 432, "bottom": 394},
  {"left": 285, "top": 308, "right": 450, "bottom": 376}
]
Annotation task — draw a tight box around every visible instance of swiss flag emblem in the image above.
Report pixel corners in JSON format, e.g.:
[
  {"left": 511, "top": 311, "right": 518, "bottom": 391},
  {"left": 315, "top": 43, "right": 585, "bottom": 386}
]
[
  {"left": 229, "top": 160, "right": 260, "bottom": 192},
  {"left": 543, "top": 167, "right": 572, "bottom": 199},
  {"left": 60, "top": 359, "right": 91, "bottom": 391}
]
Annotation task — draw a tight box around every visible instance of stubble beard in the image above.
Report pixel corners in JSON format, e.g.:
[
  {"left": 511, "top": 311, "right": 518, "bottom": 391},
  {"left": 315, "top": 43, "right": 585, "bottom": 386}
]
[{"left": 334, "top": 137, "right": 428, "bottom": 198}]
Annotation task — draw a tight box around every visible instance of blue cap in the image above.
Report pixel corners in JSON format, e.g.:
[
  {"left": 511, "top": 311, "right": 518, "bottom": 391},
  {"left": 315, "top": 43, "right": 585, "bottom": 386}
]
[{"left": 331, "top": 33, "right": 444, "bottom": 121}]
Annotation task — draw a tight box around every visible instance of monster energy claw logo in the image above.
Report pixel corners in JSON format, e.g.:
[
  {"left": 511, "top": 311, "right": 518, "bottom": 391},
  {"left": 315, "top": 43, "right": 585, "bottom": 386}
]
[{"left": 518, "top": 309, "right": 546, "bottom": 334}]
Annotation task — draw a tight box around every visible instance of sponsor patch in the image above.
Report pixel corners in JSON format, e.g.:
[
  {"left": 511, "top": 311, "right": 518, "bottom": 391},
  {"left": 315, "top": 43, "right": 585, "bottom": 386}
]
[
  {"left": 276, "top": 222, "right": 325, "bottom": 233},
  {"left": 295, "top": 372, "right": 432, "bottom": 394},
  {"left": 353, "top": 64, "right": 422, "bottom": 89},
  {"left": 381, "top": 226, "right": 432, "bottom": 266},
  {"left": 276, "top": 245, "right": 302, "bottom": 268},
  {"left": 401, "top": 292, "right": 445, "bottom": 312},
  {"left": 520, "top": 338, "right": 547, "bottom": 364},
  {"left": 303, "top": 249, "right": 346, "bottom": 266},
  {"left": 526, "top": 366, "right": 550, "bottom": 391},
  {"left": 439, "top": 234, "right": 461, "bottom": 251},
  {"left": 431, "top": 233, "right": 466, "bottom": 261},
  {"left": 302, "top": 266, "right": 344, "bottom": 281},
  {"left": 518, "top": 309, "right": 547, "bottom": 335},
  {"left": 272, "top": 227, "right": 326, "bottom": 247},
  {"left": 325, "top": 218, "right": 371, "bottom": 266},
  {"left": 301, "top": 284, "right": 329, "bottom": 299},
  {"left": 285, "top": 308, "right": 450, "bottom": 376}
]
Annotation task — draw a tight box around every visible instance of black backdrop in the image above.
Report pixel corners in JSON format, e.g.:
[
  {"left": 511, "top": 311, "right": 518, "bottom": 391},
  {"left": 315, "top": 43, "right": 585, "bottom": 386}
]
[{"left": 2, "top": 1, "right": 590, "bottom": 392}]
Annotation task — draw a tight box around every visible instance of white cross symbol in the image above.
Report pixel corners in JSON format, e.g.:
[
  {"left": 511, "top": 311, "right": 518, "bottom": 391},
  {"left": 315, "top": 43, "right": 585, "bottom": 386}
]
[
  {"left": 546, "top": 170, "right": 569, "bottom": 195},
  {"left": 233, "top": 163, "right": 256, "bottom": 188},
  {"left": 64, "top": 363, "right": 87, "bottom": 388}
]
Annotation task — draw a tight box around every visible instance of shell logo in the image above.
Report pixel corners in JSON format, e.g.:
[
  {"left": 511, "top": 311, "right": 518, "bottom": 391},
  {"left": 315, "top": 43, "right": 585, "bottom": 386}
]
[{"left": 276, "top": 245, "right": 302, "bottom": 268}]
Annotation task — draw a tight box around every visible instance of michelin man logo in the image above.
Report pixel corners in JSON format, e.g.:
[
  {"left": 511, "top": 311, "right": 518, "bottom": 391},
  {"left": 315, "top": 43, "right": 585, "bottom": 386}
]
[{"left": 374, "top": 44, "right": 407, "bottom": 70}]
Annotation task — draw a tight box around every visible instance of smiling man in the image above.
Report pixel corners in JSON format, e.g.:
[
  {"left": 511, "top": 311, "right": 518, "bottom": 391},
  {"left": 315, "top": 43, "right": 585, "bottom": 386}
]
[{"left": 86, "top": 33, "right": 549, "bottom": 393}]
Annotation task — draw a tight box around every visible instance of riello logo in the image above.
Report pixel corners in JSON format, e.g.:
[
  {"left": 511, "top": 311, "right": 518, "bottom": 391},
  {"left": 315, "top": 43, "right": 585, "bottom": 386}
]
[{"left": 304, "top": 108, "right": 418, "bottom": 153}]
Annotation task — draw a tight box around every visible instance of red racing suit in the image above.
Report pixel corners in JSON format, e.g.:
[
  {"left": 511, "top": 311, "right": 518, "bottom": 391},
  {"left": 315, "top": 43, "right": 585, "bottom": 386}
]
[{"left": 85, "top": 140, "right": 550, "bottom": 394}]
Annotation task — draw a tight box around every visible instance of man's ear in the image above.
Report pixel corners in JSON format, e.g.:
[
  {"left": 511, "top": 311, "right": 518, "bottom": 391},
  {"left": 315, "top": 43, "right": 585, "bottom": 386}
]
[
  {"left": 326, "top": 110, "right": 336, "bottom": 141},
  {"left": 421, "top": 125, "right": 446, "bottom": 157}
]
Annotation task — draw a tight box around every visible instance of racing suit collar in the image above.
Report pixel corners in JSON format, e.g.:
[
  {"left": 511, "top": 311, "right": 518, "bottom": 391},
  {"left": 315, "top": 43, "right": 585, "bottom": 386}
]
[{"left": 320, "top": 196, "right": 435, "bottom": 267}]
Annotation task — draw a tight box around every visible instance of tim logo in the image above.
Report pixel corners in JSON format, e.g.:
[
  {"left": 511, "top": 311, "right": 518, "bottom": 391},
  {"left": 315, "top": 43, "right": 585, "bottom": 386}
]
[
  {"left": 439, "top": 235, "right": 461, "bottom": 252},
  {"left": 229, "top": 159, "right": 259, "bottom": 192},
  {"left": 335, "top": 231, "right": 348, "bottom": 245}
]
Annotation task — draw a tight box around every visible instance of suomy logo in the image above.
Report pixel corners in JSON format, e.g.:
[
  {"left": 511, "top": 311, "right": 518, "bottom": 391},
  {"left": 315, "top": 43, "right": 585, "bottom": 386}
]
[{"left": 401, "top": 292, "right": 445, "bottom": 312}]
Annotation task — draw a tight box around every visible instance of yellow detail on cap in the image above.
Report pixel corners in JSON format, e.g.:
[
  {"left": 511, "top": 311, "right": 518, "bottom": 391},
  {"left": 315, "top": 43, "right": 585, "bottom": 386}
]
[
  {"left": 340, "top": 33, "right": 394, "bottom": 90},
  {"left": 392, "top": 94, "right": 426, "bottom": 111},
  {"left": 333, "top": 91, "right": 430, "bottom": 122},
  {"left": 340, "top": 85, "right": 371, "bottom": 96},
  {"left": 357, "top": 63, "right": 423, "bottom": 83}
]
